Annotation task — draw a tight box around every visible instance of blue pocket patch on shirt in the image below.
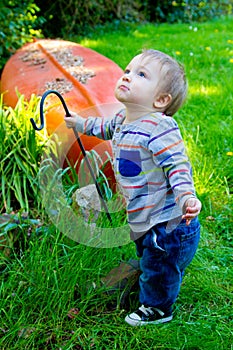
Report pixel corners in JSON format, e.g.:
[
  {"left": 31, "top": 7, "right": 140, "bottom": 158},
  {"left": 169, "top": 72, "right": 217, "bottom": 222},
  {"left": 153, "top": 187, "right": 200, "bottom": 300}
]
[{"left": 118, "top": 150, "right": 142, "bottom": 177}]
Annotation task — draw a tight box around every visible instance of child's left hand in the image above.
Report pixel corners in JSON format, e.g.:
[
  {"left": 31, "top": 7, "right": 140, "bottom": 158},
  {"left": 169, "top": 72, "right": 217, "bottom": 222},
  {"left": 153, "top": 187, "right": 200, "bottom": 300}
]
[{"left": 182, "top": 197, "right": 202, "bottom": 225}]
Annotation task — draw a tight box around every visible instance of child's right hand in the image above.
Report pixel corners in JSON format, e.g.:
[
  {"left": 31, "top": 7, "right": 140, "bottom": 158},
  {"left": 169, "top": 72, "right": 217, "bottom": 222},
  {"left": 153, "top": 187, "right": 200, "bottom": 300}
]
[
  {"left": 64, "top": 111, "right": 79, "bottom": 129},
  {"left": 182, "top": 197, "right": 202, "bottom": 225}
]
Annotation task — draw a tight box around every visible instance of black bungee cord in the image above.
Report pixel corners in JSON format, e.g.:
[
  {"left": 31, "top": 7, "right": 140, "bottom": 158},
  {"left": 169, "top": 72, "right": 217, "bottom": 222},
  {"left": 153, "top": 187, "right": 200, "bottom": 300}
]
[{"left": 30, "top": 89, "right": 113, "bottom": 226}]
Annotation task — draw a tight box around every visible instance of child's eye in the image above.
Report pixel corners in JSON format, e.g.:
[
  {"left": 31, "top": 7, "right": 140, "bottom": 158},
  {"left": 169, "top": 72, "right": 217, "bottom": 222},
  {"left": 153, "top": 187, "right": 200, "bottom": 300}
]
[
  {"left": 138, "top": 71, "right": 146, "bottom": 78},
  {"left": 124, "top": 69, "right": 130, "bottom": 74}
]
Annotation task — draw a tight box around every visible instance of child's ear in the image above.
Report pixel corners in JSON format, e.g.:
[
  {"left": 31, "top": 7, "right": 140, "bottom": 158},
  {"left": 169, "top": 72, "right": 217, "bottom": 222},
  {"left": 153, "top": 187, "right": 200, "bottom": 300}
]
[{"left": 153, "top": 93, "right": 172, "bottom": 109}]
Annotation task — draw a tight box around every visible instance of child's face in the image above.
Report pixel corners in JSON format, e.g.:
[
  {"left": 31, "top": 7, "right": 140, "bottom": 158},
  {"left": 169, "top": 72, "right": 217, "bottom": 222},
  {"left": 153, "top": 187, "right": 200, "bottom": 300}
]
[{"left": 115, "top": 54, "right": 162, "bottom": 110}]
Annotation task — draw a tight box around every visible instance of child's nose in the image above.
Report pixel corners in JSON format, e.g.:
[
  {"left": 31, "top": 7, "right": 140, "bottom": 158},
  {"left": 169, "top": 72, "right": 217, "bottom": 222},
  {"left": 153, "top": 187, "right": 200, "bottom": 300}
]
[{"left": 122, "top": 73, "right": 131, "bottom": 82}]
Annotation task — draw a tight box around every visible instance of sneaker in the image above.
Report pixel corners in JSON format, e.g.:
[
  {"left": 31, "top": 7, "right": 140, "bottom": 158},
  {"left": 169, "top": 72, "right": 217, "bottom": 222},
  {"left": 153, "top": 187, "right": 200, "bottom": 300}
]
[{"left": 125, "top": 305, "right": 173, "bottom": 326}]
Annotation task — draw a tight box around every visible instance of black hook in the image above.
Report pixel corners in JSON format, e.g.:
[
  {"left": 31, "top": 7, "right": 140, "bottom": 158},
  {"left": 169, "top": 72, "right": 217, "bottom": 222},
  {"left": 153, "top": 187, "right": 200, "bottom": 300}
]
[
  {"left": 30, "top": 90, "right": 113, "bottom": 226},
  {"left": 30, "top": 90, "right": 70, "bottom": 130}
]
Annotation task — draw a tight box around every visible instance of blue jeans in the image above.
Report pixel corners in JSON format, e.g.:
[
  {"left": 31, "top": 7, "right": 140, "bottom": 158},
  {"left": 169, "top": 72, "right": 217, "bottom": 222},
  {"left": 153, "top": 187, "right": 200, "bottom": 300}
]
[{"left": 133, "top": 217, "right": 200, "bottom": 314}]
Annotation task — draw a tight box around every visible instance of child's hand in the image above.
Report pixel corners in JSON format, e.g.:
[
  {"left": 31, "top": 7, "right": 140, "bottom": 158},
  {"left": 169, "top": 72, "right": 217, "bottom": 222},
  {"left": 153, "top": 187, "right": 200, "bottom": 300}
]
[
  {"left": 64, "top": 111, "right": 79, "bottom": 129},
  {"left": 182, "top": 197, "right": 202, "bottom": 225}
]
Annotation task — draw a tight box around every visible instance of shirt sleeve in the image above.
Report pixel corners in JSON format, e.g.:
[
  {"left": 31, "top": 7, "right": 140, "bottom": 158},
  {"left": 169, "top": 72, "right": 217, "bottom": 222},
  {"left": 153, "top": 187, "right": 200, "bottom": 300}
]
[
  {"left": 148, "top": 117, "right": 197, "bottom": 211},
  {"left": 74, "top": 112, "right": 123, "bottom": 140}
]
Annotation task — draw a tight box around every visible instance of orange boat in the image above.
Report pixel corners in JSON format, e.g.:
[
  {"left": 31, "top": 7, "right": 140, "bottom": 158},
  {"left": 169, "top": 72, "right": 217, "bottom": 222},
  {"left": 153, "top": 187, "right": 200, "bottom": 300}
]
[{"left": 1, "top": 39, "right": 123, "bottom": 188}]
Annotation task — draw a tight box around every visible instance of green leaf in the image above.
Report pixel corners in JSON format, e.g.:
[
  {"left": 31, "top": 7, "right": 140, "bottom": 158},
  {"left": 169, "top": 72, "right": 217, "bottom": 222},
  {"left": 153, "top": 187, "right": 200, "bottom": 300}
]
[{"left": 1, "top": 222, "right": 18, "bottom": 233}]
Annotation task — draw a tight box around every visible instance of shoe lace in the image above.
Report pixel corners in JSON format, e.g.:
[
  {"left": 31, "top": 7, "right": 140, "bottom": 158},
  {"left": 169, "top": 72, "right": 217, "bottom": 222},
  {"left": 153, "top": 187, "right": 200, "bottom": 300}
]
[
  {"left": 139, "top": 305, "right": 165, "bottom": 317},
  {"left": 139, "top": 305, "right": 154, "bottom": 316}
]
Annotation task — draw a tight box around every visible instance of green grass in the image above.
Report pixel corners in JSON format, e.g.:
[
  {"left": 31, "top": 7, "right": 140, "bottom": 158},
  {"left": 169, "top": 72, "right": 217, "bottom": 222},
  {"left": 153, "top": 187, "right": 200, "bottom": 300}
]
[{"left": 1, "top": 16, "right": 233, "bottom": 349}]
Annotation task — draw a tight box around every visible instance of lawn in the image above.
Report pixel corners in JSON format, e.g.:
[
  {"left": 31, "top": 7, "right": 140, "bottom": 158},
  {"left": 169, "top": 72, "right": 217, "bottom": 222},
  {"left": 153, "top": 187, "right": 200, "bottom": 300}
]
[{"left": 0, "top": 16, "right": 233, "bottom": 350}]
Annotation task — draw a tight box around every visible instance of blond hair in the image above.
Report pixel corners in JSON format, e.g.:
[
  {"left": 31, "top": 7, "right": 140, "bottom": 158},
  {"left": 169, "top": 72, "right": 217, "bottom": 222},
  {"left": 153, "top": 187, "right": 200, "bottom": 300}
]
[{"left": 142, "top": 49, "right": 187, "bottom": 116}]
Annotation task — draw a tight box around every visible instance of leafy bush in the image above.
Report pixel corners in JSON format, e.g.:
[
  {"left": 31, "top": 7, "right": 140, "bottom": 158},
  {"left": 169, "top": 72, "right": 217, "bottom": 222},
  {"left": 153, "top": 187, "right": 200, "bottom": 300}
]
[
  {"left": 0, "top": 94, "right": 50, "bottom": 213},
  {"left": 0, "top": 0, "right": 44, "bottom": 71},
  {"left": 35, "top": 0, "right": 232, "bottom": 38},
  {"left": 141, "top": 0, "right": 232, "bottom": 23}
]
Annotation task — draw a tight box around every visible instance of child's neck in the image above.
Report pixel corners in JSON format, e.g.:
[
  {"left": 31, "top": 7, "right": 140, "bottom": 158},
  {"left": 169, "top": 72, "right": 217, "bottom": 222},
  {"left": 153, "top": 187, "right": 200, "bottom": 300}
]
[{"left": 123, "top": 104, "right": 157, "bottom": 124}]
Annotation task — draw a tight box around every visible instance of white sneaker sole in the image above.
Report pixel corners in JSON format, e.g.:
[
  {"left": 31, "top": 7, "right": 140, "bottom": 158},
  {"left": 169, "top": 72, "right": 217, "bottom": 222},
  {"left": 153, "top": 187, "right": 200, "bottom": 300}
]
[{"left": 125, "top": 314, "right": 173, "bottom": 326}]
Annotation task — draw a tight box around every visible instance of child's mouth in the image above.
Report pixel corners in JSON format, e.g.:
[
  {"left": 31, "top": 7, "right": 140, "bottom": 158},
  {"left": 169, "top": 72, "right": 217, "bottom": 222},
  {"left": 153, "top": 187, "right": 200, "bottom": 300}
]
[{"left": 119, "top": 85, "right": 129, "bottom": 91}]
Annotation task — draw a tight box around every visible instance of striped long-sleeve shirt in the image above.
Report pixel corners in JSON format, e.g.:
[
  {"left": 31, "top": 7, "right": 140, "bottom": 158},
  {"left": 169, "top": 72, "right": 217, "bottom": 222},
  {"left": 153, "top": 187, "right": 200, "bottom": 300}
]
[{"left": 74, "top": 109, "right": 196, "bottom": 233}]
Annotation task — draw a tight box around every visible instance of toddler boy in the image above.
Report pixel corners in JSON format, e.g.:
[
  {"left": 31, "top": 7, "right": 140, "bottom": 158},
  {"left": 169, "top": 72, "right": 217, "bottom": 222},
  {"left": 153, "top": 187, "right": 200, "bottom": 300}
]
[{"left": 64, "top": 49, "right": 201, "bottom": 326}]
